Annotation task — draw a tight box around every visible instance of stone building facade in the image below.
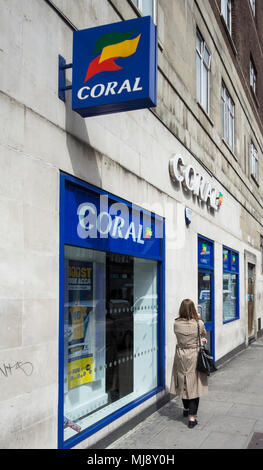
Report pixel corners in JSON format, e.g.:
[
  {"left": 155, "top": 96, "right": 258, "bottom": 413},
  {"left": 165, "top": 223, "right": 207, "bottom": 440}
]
[{"left": 0, "top": 0, "right": 262, "bottom": 449}]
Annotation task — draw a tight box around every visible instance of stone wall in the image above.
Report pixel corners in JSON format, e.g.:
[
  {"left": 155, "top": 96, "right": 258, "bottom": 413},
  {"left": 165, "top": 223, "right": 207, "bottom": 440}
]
[{"left": 0, "top": 0, "right": 262, "bottom": 449}]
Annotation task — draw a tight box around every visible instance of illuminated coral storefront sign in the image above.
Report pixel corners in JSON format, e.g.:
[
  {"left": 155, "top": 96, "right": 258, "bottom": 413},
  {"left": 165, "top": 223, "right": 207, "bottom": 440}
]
[{"left": 72, "top": 16, "right": 157, "bottom": 117}]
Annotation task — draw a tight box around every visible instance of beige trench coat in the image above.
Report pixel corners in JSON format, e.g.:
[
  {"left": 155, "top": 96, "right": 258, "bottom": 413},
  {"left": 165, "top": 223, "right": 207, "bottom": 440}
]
[{"left": 170, "top": 318, "right": 208, "bottom": 399}]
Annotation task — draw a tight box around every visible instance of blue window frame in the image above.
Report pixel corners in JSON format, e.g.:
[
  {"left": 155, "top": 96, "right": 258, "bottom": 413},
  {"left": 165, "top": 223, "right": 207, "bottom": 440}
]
[
  {"left": 223, "top": 246, "right": 239, "bottom": 324},
  {"left": 58, "top": 173, "right": 165, "bottom": 449}
]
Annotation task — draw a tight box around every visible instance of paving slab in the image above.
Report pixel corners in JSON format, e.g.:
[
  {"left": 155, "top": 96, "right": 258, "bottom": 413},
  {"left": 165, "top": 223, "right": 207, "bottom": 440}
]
[
  {"left": 199, "top": 431, "right": 249, "bottom": 449},
  {"left": 227, "top": 403, "right": 263, "bottom": 420},
  {"left": 203, "top": 414, "right": 256, "bottom": 436},
  {"left": 107, "top": 339, "right": 263, "bottom": 450},
  {"left": 150, "top": 427, "right": 210, "bottom": 450}
]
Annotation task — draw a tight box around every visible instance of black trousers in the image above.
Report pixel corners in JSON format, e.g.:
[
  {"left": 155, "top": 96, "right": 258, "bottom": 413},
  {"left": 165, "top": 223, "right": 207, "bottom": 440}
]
[{"left": 182, "top": 397, "right": 200, "bottom": 416}]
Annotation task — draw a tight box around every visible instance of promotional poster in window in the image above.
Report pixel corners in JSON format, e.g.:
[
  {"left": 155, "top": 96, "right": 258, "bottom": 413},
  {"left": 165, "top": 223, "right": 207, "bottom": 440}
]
[{"left": 65, "top": 260, "right": 94, "bottom": 390}]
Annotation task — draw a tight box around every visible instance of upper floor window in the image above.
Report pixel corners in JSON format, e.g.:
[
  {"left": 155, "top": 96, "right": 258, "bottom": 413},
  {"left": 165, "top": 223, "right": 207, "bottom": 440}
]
[
  {"left": 251, "top": 141, "right": 258, "bottom": 181},
  {"left": 221, "top": 0, "right": 232, "bottom": 34},
  {"left": 221, "top": 82, "right": 235, "bottom": 151},
  {"left": 132, "top": 0, "right": 156, "bottom": 21},
  {"left": 196, "top": 30, "right": 211, "bottom": 114},
  {"left": 250, "top": 0, "right": 256, "bottom": 16},
  {"left": 250, "top": 59, "right": 257, "bottom": 95}
]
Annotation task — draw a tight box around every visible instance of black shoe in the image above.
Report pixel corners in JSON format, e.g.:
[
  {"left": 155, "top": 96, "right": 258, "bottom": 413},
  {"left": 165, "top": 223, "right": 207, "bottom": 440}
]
[
  {"left": 183, "top": 409, "right": 189, "bottom": 417},
  {"left": 188, "top": 419, "right": 198, "bottom": 429}
]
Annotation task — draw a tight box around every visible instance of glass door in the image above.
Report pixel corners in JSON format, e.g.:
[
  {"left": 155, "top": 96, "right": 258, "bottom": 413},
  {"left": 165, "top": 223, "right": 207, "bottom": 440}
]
[
  {"left": 198, "top": 269, "right": 213, "bottom": 354},
  {"left": 248, "top": 263, "right": 255, "bottom": 339},
  {"left": 198, "top": 236, "right": 214, "bottom": 359}
]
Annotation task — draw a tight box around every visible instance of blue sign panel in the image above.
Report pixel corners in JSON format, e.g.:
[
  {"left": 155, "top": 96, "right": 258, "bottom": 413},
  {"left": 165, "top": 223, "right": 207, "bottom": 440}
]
[
  {"left": 198, "top": 238, "right": 213, "bottom": 268},
  {"left": 231, "top": 252, "right": 239, "bottom": 273},
  {"left": 72, "top": 16, "right": 157, "bottom": 117},
  {"left": 62, "top": 178, "right": 164, "bottom": 261},
  {"left": 223, "top": 248, "right": 230, "bottom": 271},
  {"left": 223, "top": 247, "right": 239, "bottom": 273}
]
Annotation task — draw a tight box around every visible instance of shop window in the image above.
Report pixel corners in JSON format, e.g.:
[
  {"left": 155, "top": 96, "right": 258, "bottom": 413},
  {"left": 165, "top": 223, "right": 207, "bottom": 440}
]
[
  {"left": 196, "top": 29, "right": 211, "bottom": 114},
  {"left": 250, "top": 140, "right": 258, "bottom": 181},
  {"left": 223, "top": 247, "right": 239, "bottom": 323},
  {"left": 59, "top": 174, "right": 165, "bottom": 447},
  {"left": 63, "top": 246, "right": 159, "bottom": 442},
  {"left": 132, "top": 0, "right": 156, "bottom": 22},
  {"left": 221, "top": 82, "right": 235, "bottom": 151},
  {"left": 221, "top": 0, "right": 232, "bottom": 34}
]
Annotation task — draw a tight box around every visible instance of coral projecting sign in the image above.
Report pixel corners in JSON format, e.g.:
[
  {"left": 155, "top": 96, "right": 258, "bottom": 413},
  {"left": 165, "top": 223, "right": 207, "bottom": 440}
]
[{"left": 72, "top": 16, "right": 157, "bottom": 117}]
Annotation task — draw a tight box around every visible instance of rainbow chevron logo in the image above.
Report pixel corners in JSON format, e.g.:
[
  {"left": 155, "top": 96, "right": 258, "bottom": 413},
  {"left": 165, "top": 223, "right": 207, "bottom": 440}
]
[
  {"left": 144, "top": 227, "right": 152, "bottom": 239},
  {"left": 201, "top": 243, "right": 207, "bottom": 255},
  {"left": 84, "top": 29, "right": 141, "bottom": 83},
  {"left": 217, "top": 192, "right": 223, "bottom": 206}
]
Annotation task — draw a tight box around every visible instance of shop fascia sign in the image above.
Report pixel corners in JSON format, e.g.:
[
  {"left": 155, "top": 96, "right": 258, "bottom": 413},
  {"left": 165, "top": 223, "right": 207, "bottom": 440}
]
[
  {"left": 78, "top": 201, "right": 148, "bottom": 244},
  {"left": 58, "top": 16, "right": 157, "bottom": 117},
  {"left": 62, "top": 177, "right": 163, "bottom": 263},
  {"left": 76, "top": 194, "right": 159, "bottom": 246},
  {"left": 169, "top": 154, "right": 223, "bottom": 210}
]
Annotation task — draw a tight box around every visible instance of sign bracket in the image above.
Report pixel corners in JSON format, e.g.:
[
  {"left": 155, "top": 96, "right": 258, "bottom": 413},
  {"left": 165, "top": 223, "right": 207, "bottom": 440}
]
[{"left": 58, "top": 55, "right": 73, "bottom": 102}]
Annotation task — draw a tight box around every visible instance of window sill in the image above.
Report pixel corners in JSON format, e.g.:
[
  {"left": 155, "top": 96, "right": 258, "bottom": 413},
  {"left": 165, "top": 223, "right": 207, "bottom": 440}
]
[
  {"left": 220, "top": 14, "right": 237, "bottom": 56},
  {"left": 222, "top": 138, "right": 238, "bottom": 161},
  {"left": 197, "top": 101, "right": 214, "bottom": 127},
  {"left": 251, "top": 173, "right": 259, "bottom": 187},
  {"left": 223, "top": 317, "right": 239, "bottom": 325}
]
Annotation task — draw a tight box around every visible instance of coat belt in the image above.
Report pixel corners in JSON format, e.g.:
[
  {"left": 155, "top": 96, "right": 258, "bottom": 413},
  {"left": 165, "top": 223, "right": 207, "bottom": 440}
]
[{"left": 176, "top": 345, "right": 198, "bottom": 350}]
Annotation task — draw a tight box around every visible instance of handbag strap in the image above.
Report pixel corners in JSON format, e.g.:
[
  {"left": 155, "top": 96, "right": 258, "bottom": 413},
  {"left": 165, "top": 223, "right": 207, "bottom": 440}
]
[{"left": 197, "top": 320, "right": 202, "bottom": 349}]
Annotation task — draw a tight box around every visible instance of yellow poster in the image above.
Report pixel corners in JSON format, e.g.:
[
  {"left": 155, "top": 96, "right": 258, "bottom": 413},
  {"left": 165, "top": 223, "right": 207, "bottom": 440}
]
[
  {"left": 68, "top": 354, "right": 93, "bottom": 390},
  {"left": 69, "top": 305, "right": 88, "bottom": 343}
]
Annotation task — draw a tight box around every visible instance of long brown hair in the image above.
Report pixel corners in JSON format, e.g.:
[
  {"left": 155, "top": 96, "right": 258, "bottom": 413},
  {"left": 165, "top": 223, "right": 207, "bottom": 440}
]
[{"left": 178, "top": 299, "right": 199, "bottom": 320}]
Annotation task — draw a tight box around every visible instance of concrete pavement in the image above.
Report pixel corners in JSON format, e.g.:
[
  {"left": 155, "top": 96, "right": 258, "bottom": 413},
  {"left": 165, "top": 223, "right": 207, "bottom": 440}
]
[{"left": 107, "top": 338, "right": 263, "bottom": 449}]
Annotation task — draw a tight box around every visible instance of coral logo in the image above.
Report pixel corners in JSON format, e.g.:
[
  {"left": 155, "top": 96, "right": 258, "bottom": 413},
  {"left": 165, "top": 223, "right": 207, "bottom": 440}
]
[
  {"left": 224, "top": 252, "right": 228, "bottom": 262},
  {"left": 232, "top": 254, "right": 236, "bottom": 264},
  {"left": 84, "top": 29, "right": 141, "bottom": 83}
]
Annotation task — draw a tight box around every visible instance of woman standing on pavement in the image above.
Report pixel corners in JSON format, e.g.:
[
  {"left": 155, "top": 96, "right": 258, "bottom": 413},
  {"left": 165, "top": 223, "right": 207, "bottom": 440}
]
[{"left": 170, "top": 298, "right": 208, "bottom": 429}]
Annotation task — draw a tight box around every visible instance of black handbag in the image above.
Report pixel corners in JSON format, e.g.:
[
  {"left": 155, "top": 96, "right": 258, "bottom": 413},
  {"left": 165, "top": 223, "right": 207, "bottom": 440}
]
[{"left": 196, "top": 320, "right": 217, "bottom": 376}]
